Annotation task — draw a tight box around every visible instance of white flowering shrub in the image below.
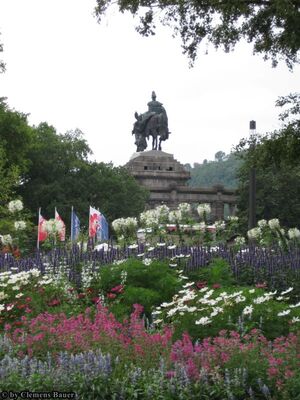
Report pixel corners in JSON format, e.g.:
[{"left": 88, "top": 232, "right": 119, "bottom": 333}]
[
  {"left": 42, "top": 219, "right": 64, "bottom": 235},
  {"left": 0, "top": 198, "right": 32, "bottom": 255},
  {"left": 14, "top": 221, "right": 26, "bottom": 231},
  {"left": 197, "top": 203, "right": 211, "bottom": 221},
  {"left": 168, "top": 210, "right": 182, "bottom": 224},
  {"left": 8, "top": 199, "right": 23, "bottom": 213},
  {"left": 153, "top": 283, "right": 300, "bottom": 341},
  {"left": 139, "top": 209, "right": 159, "bottom": 228},
  {"left": 112, "top": 217, "right": 138, "bottom": 245},
  {"left": 246, "top": 218, "right": 300, "bottom": 248},
  {"left": 177, "top": 203, "right": 192, "bottom": 223},
  {"left": 288, "top": 227, "right": 300, "bottom": 242},
  {"left": 155, "top": 204, "right": 170, "bottom": 224},
  {"left": 0, "top": 234, "right": 13, "bottom": 246}
]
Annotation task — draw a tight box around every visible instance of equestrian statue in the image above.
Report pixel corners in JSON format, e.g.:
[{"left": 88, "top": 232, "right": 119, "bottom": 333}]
[{"left": 132, "top": 91, "right": 170, "bottom": 152}]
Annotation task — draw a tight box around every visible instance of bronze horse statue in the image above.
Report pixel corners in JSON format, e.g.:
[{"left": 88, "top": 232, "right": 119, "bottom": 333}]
[
  {"left": 144, "top": 113, "right": 170, "bottom": 151},
  {"left": 132, "top": 91, "right": 171, "bottom": 152}
]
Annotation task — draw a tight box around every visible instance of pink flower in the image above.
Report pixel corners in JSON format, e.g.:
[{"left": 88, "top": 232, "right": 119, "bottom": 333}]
[
  {"left": 4, "top": 323, "right": 11, "bottom": 331},
  {"left": 111, "top": 284, "right": 124, "bottom": 294},
  {"left": 268, "top": 367, "right": 279, "bottom": 377},
  {"left": 107, "top": 293, "right": 116, "bottom": 299},
  {"left": 92, "top": 297, "right": 100, "bottom": 304},
  {"left": 212, "top": 283, "right": 221, "bottom": 289},
  {"left": 166, "top": 371, "right": 176, "bottom": 379},
  {"left": 285, "top": 369, "right": 295, "bottom": 378},
  {"left": 196, "top": 281, "right": 207, "bottom": 289},
  {"left": 48, "top": 299, "right": 61, "bottom": 307},
  {"left": 255, "top": 282, "right": 267, "bottom": 289}
]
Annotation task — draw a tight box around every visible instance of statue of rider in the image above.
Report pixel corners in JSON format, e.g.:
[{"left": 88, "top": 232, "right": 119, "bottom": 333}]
[
  {"left": 139, "top": 91, "right": 168, "bottom": 133},
  {"left": 132, "top": 91, "right": 170, "bottom": 152}
]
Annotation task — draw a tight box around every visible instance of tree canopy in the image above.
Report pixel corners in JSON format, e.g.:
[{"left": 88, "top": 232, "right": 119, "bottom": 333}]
[
  {"left": 95, "top": 0, "right": 300, "bottom": 68},
  {"left": 17, "top": 122, "right": 148, "bottom": 229},
  {"left": 0, "top": 100, "right": 148, "bottom": 236},
  {"left": 235, "top": 94, "right": 300, "bottom": 228},
  {"left": 187, "top": 152, "right": 242, "bottom": 189},
  {"left": 0, "top": 34, "right": 4, "bottom": 73}
]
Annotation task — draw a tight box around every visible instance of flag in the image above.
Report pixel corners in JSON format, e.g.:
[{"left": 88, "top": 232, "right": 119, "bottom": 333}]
[
  {"left": 37, "top": 208, "right": 48, "bottom": 247},
  {"left": 89, "top": 206, "right": 101, "bottom": 238},
  {"left": 98, "top": 214, "right": 109, "bottom": 241},
  {"left": 71, "top": 207, "right": 80, "bottom": 241},
  {"left": 55, "top": 208, "right": 66, "bottom": 241}
]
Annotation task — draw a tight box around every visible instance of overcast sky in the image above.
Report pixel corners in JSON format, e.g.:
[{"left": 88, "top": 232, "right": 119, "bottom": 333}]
[{"left": 0, "top": 0, "right": 299, "bottom": 167}]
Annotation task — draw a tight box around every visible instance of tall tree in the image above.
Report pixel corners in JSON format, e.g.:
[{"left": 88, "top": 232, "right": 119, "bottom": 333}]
[
  {"left": 235, "top": 95, "right": 300, "bottom": 229},
  {"left": 215, "top": 151, "right": 226, "bottom": 162},
  {"left": 0, "top": 33, "right": 5, "bottom": 73},
  {"left": 95, "top": 0, "right": 300, "bottom": 68},
  {"left": 18, "top": 122, "right": 148, "bottom": 228},
  {"left": 0, "top": 99, "right": 34, "bottom": 173}
]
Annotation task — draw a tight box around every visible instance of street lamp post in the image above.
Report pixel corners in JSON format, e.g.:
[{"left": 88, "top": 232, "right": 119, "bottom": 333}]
[{"left": 248, "top": 120, "right": 256, "bottom": 230}]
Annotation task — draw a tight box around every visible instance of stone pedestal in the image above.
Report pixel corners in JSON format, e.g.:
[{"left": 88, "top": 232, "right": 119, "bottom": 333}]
[
  {"left": 125, "top": 150, "right": 190, "bottom": 207},
  {"left": 125, "top": 150, "right": 237, "bottom": 220}
]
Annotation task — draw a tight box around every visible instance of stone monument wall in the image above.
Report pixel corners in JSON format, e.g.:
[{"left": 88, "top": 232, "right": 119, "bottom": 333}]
[{"left": 125, "top": 150, "right": 238, "bottom": 221}]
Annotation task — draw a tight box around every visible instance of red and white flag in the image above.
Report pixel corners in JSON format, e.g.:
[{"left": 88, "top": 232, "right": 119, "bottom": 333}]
[
  {"left": 55, "top": 208, "right": 66, "bottom": 241},
  {"left": 38, "top": 208, "right": 48, "bottom": 244},
  {"left": 89, "top": 206, "right": 101, "bottom": 238}
]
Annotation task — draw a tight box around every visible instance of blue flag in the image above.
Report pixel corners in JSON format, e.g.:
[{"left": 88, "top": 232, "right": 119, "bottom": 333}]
[
  {"left": 71, "top": 208, "right": 80, "bottom": 241},
  {"left": 96, "top": 213, "right": 109, "bottom": 242}
]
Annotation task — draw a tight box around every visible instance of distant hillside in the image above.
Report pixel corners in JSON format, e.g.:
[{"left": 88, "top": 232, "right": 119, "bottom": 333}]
[{"left": 185, "top": 152, "right": 242, "bottom": 189}]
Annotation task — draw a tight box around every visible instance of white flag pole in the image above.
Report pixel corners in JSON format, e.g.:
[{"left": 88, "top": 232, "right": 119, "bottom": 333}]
[
  {"left": 37, "top": 208, "right": 41, "bottom": 250},
  {"left": 71, "top": 206, "right": 74, "bottom": 242}
]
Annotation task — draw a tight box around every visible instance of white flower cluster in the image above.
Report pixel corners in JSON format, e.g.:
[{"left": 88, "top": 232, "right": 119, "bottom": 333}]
[
  {"left": 42, "top": 219, "right": 64, "bottom": 234},
  {"left": 153, "top": 281, "right": 300, "bottom": 328},
  {"left": 81, "top": 263, "right": 95, "bottom": 289},
  {"left": 197, "top": 203, "right": 211, "bottom": 218},
  {"left": 268, "top": 218, "right": 280, "bottom": 230},
  {"left": 14, "top": 220, "right": 26, "bottom": 231},
  {"left": 139, "top": 210, "right": 159, "bottom": 227},
  {"left": 0, "top": 269, "right": 40, "bottom": 290},
  {"left": 178, "top": 203, "right": 191, "bottom": 216},
  {"left": 155, "top": 204, "right": 170, "bottom": 222},
  {"left": 0, "top": 234, "right": 13, "bottom": 245},
  {"left": 112, "top": 217, "right": 138, "bottom": 233},
  {"left": 227, "top": 216, "right": 239, "bottom": 222},
  {"left": 8, "top": 199, "right": 23, "bottom": 213},
  {"left": 214, "top": 220, "right": 226, "bottom": 231},
  {"left": 257, "top": 219, "right": 267, "bottom": 228},
  {"left": 168, "top": 210, "right": 182, "bottom": 224},
  {"left": 288, "top": 228, "right": 300, "bottom": 240},
  {"left": 234, "top": 236, "right": 246, "bottom": 246},
  {"left": 247, "top": 227, "right": 262, "bottom": 240},
  {"left": 242, "top": 305, "right": 253, "bottom": 315}
]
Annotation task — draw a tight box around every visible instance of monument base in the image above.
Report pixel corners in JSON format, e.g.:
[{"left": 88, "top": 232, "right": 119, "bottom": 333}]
[{"left": 125, "top": 150, "right": 237, "bottom": 220}]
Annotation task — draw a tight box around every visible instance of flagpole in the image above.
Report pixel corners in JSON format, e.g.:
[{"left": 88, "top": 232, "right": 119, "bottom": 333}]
[
  {"left": 37, "top": 208, "right": 41, "bottom": 250},
  {"left": 54, "top": 207, "right": 57, "bottom": 246},
  {"left": 71, "top": 206, "right": 74, "bottom": 242}
]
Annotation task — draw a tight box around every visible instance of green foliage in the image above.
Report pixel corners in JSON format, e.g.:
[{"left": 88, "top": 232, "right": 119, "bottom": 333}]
[
  {"left": 0, "top": 99, "right": 34, "bottom": 173},
  {"left": 91, "top": 258, "right": 182, "bottom": 319},
  {"left": 236, "top": 122, "right": 300, "bottom": 229},
  {"left": 0, "top": 145, "right": 19, "bottom": 205},
  {"left": 0, "top": 101, "right": 148, "bottom": 242},
  {"left": 95, "top": 0, "right": 300, "bottom": 68},
  {"left": 0, "top": 35, "right": 5, "bottom": 73},
  {"left": 188, "top": 258, "right": 236, "bottom": 287},
  {"left": 188, "top": 152, "right": 242, "bottom": 189},
  {"left": 16, "top": 122, "right": 148, "bottom": 230}
]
